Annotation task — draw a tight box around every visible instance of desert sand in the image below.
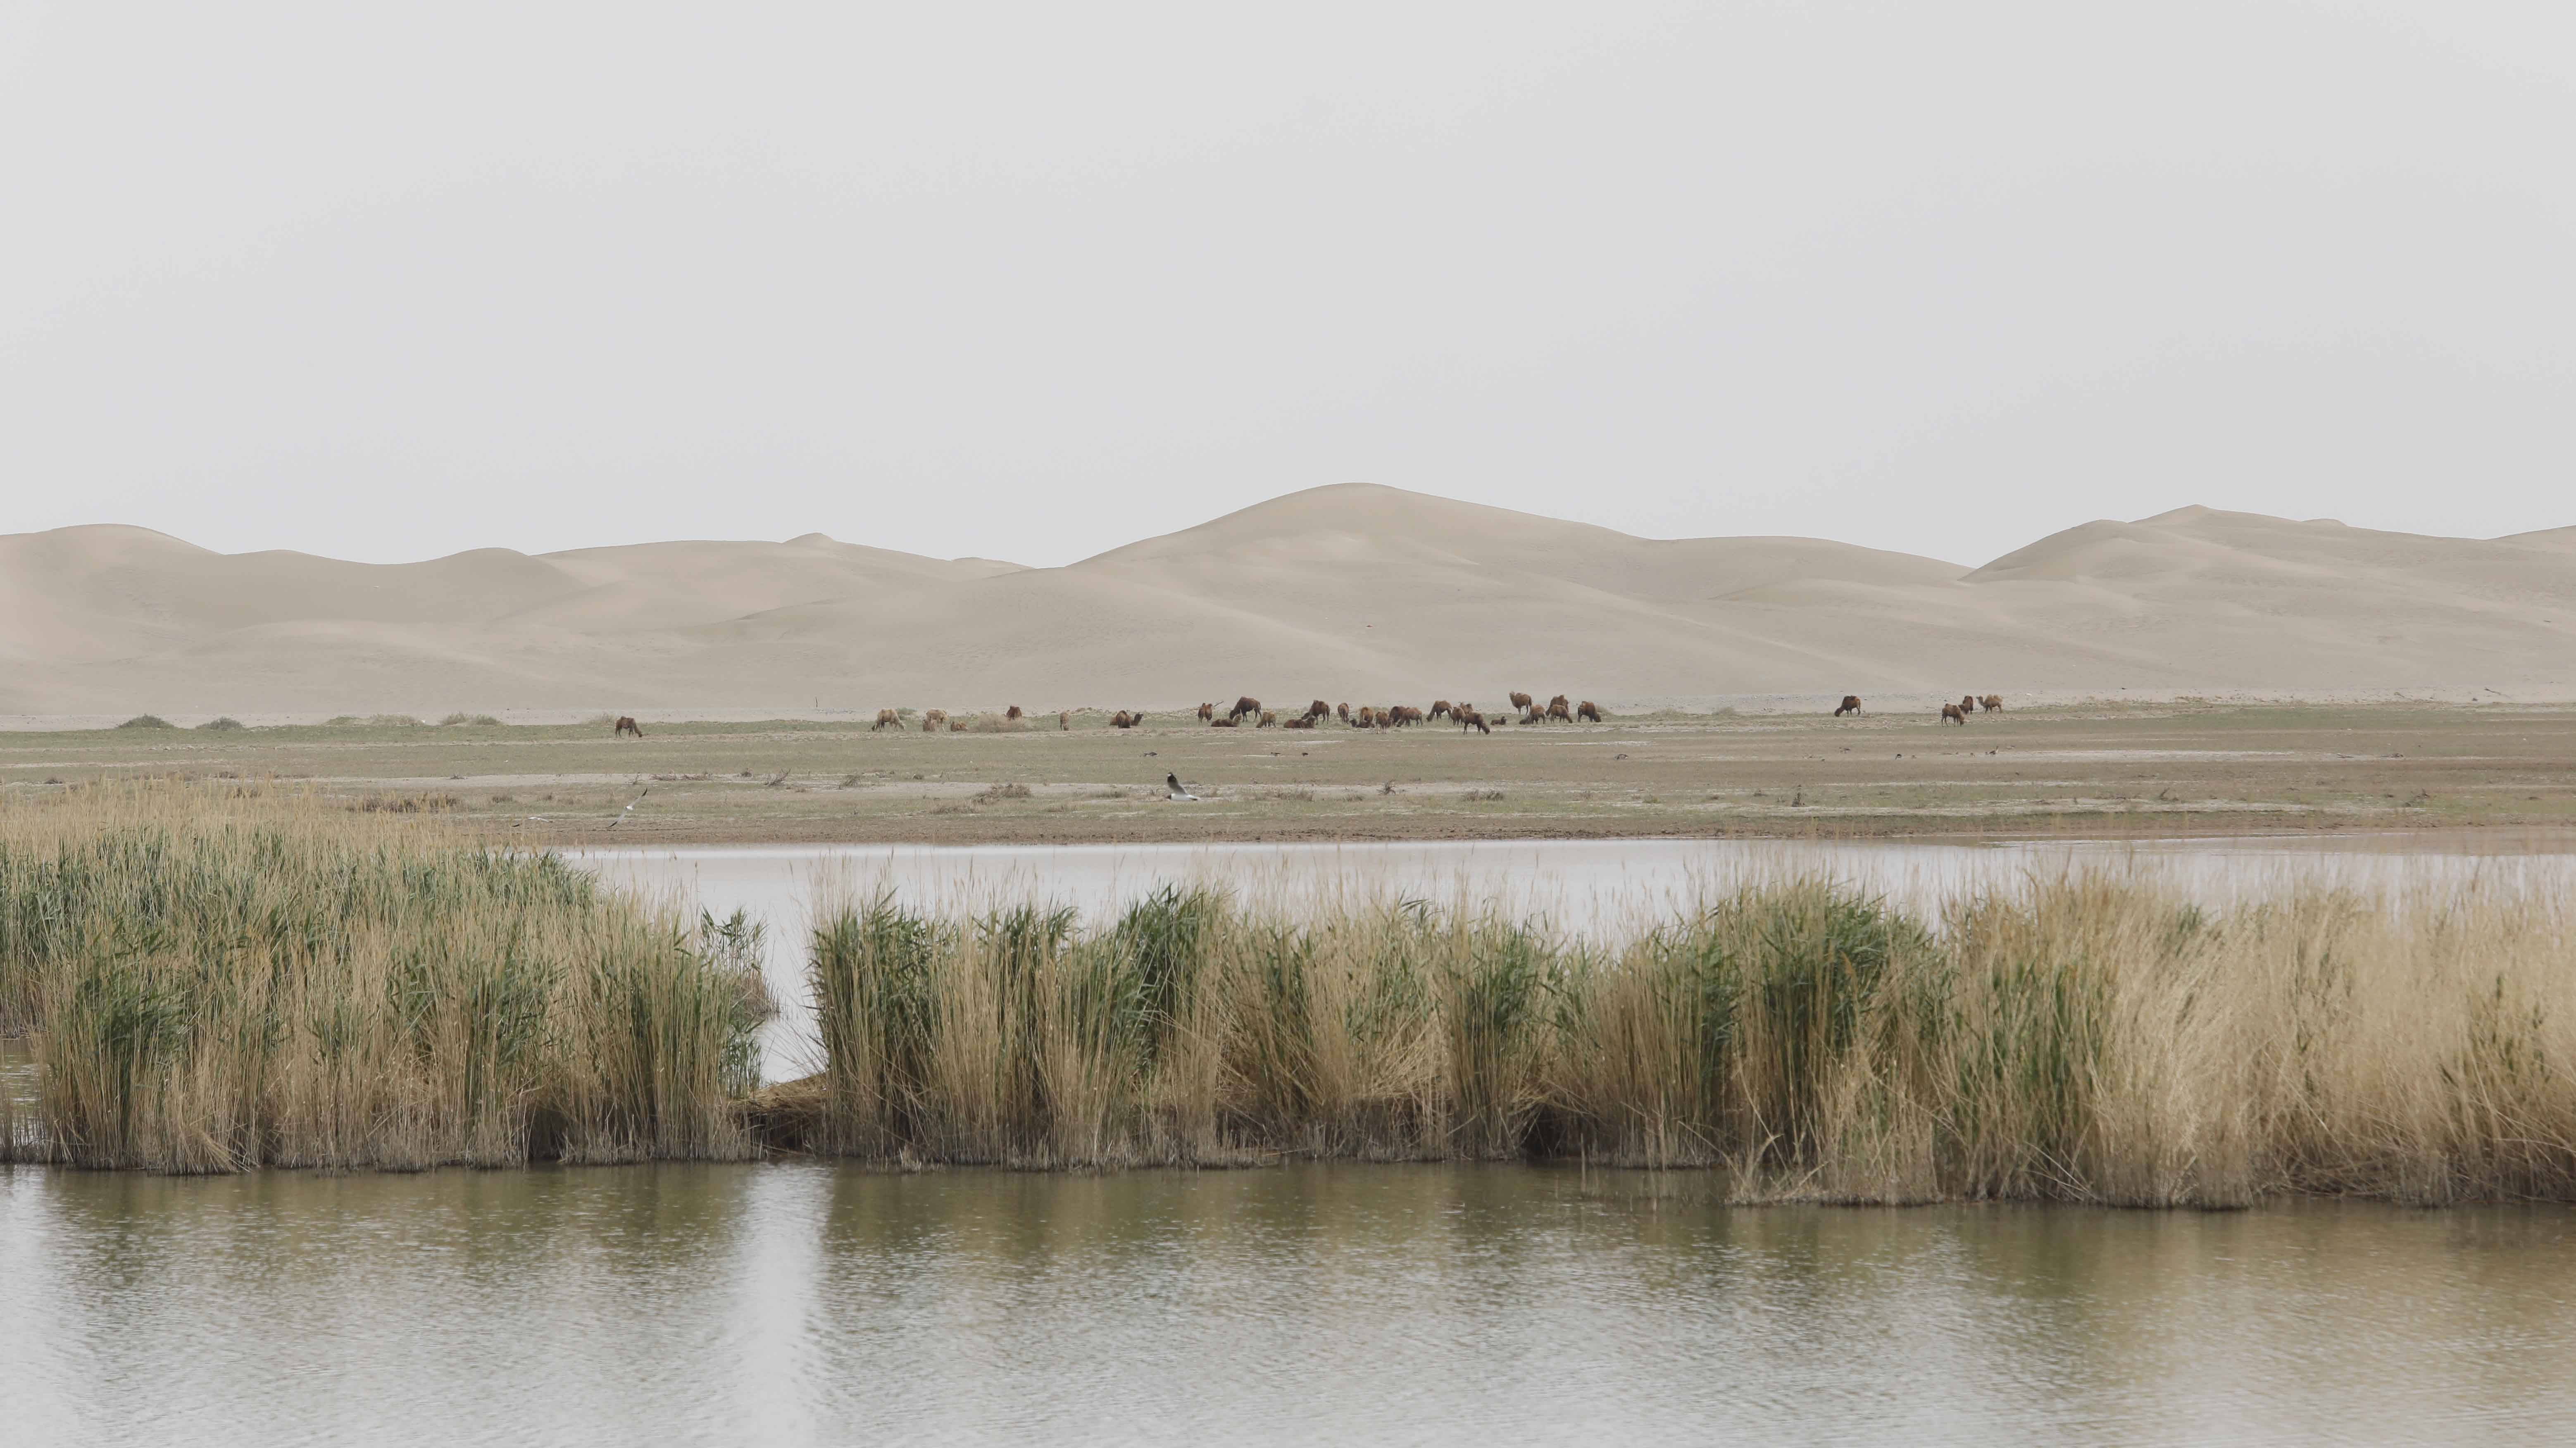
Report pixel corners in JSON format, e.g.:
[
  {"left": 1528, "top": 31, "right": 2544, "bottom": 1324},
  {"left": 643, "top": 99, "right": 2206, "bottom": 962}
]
[{"left": 5, "top": 484, "right": 2575, "bottom": 716}]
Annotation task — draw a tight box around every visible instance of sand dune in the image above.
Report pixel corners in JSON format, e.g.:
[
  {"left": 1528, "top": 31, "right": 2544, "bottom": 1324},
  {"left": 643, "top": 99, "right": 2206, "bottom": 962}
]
[{"left": 5, "top": 485, "right": 2574, "bottom": 716}]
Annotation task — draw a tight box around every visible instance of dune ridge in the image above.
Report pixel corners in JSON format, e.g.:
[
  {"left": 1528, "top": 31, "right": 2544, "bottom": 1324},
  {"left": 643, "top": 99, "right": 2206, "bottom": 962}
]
[{"left": 4, "top": 484, "right": 2574, "bottom": 714}]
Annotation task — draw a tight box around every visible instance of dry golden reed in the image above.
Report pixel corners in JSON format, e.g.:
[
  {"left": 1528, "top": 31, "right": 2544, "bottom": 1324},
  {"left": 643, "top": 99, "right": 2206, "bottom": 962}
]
[
  {"left": 0, "top": 780, "right": 767, "bottom": 1172},
  {"left": 802, "top": 872, "right": 2576, "bottom": 1203}
]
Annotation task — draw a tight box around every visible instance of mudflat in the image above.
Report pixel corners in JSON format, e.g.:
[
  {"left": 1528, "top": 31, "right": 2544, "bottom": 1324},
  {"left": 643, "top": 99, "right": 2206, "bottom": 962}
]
[{"left": 9, "top": 700, "right": 2573, "bottom": 845}]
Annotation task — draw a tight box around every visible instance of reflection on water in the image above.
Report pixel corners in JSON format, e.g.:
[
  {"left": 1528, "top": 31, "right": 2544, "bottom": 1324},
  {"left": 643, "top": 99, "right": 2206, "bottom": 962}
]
[
  {"left": 565, "top": 835, "right": 2576, "bottom": 1081},
  {"left": 5, "top": 1162, "right": 2570, "bottom": 1446}
]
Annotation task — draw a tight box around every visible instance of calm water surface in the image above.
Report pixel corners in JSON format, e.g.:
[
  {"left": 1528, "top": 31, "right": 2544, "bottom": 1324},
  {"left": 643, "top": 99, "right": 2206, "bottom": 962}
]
[{"left": 5, "top": 1162, "right": 2570, "bottom": 1446}]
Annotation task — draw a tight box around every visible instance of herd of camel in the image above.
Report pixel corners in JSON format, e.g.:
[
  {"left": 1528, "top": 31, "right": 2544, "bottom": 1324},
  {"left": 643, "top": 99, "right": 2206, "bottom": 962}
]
[
  {"left": 836, "top": 693, "right": 1604, "bottom": 734},
  {"left": 609, "top": 693, "right": 2005, "bottom": 737}
]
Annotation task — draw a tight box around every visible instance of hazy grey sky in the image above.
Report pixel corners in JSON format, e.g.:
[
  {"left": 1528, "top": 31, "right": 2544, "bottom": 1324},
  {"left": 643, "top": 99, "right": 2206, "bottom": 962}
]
[{"left": 3, "top": 2, "right": 2570, "bottom": 567}]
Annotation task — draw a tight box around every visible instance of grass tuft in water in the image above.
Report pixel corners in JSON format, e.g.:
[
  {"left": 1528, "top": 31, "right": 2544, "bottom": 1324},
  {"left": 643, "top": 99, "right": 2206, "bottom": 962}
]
[{"left": 0, "top": 780, "right": 766, "bottom": 1171}]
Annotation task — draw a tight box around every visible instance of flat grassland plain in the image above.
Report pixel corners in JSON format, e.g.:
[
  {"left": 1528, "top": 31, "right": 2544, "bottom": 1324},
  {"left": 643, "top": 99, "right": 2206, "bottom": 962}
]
[{"left": 8, "top": 700, "right": 2572, "bottom": 845}]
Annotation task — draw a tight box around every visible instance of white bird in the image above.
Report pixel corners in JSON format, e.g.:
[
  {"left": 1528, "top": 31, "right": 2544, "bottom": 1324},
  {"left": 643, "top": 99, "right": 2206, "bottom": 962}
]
[
  {"left": 607, "top": 788, "right": 649, "bottom": 827},
  {"left": 1165, "top": 773, "right": 1199, "bottom": 802}
]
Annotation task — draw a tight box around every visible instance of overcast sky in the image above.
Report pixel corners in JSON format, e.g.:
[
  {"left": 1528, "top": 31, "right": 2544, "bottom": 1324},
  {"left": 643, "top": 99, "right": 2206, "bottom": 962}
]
[{"left": 2, "top": 2, "right": 2570, "bottom": 567}]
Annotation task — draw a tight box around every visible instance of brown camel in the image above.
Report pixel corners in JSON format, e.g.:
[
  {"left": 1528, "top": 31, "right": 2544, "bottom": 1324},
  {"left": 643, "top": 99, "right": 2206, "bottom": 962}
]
[
  {"left": 1834, "top": 696, "right": 1863, "bottom": 717},
  {"left": 1959, "top": 695, "right": 1976, "bottom": 714},
  {"left": 613, "top": 715, "right": 643, "bottom": 738},
  {"left": 1336, "top": 703, "right": 1350, "bottom": 722},
  {"left": 1546, "top": 695, "right": 1572, "bottom": 723},
  {"left": 1005, "top": 705, "right": 1022, "bottom": 721},
  {"left": 1396, "top": 705, "right": 1425, "bottom": 726},
  {"left": 1283, "top": 715, "right": 1314, "bottom": 729},
  {"left": 1429, "top": 700, "right": 1452, "bottom": 721},
  {"left": 1258, "top": 711, "right": 1278, "bottom": 728},
  {"left": 1209, "top": 714, "right": 1238, "bottom": 728},
  {"left": 1227, "top": 696, "right": 1262, "bottom": 724},
  {"left": 1198, "top": 702, "right": 1214, "bottom": 723},
  {"left": 1305, "top": 699, "right": 1330, "bottom": 721},
  {"left": 921, "top": 709, "right": 948, "bottom": 731},
  {"left": 1980, "top": 694, "right": 2003, "bottom": 712},
  {"left": 1576, "top": 700, "right": 1601, "bottom": 722},
  {"left": 1457, "top": 708, "right": 1490, "bottom": 734},
  {"left": 1940, "top": 703, "right": 1967, "bottom": 725},
  {"left": 948, "top": 718, "right": 967, "bottom": 732},
  {"left": 871, "top": 708, "right": 902, "bottom": 731},
  {"left": 1352, "top": 707, "right": 1375, "bottom": 728},
  {"left": 1509, "top": 691, "right": 1533, "bottom": 714},
  {"left": 1059, "top": 710, "right": 1072, "bottom": 730}
]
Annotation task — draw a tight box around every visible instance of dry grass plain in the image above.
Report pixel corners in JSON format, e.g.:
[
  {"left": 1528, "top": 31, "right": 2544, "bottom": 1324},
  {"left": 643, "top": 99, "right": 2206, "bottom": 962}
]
[{"left": 7, "top": 700, "right": 2574, "bottom": 845}]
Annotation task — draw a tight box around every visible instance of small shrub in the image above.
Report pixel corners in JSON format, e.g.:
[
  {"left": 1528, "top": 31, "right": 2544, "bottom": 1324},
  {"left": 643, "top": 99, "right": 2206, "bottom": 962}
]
[
  {"left": 195, "top": 717, "right": 245, "bottom": 732},
  {"left": 354, "top": 792, "right": 459, "bottom": 814},
  {"left": 973, "top": 782, "right": 1033, "bottom": 804},
  {"left": 439, "top": 712, "right": 501, "bottom": 727},
  {"left": 114, "top": 714, "right": 173, "bottom": 730}
]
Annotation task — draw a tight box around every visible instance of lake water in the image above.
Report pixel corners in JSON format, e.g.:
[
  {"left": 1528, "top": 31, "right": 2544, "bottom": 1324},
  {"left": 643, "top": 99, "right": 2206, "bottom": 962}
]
[
  {"left": 5, "top": 1161, "right": 2571, "bottom": 1446},
  {"left": 14, "top": 835, "right": 2576, "bottom": 1444},
  {"left": 565, "top": 834, "right": 2576, "bottom": 1082}
]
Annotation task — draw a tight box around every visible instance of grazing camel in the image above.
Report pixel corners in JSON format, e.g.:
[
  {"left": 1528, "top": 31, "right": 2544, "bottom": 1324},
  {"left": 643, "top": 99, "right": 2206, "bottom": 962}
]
[
  {"left": 871, "top": 708, "right": 902, "bottom": 731},
  {"left": 1834, "top": 696, "right": 1863, "bottom": 717},
  {"left": 1940, "top": 703, "right": 1967, "bottom": 725},
  {"left": 613, "top": 716, "right": 643, "bottom": 738},
  {"left": 1257, "top": 711, "right": 1278, "bottom": 728},
  {"left": 1576, "top": 700, "right": 1601, "bottom": 722},
  {"left": 1509, "top": 691, "right": 1533, "bottom": 714},
  {"left": 1395, "top": 705, "right": 1425, "bottom": 726},
  {"left": 1059, "top": 710, "right": 1072, "bottom": 730},
  {"left": 1305, "top": 699, "right": 1330, "bottom": 721},
  {"left": 1980, "top": 694, "right": 2003, "bottom": 712},
  {"left": 1457, "top": 708, "right": 1491, "bottom": 734},
  {"left": 1336, "top": 703, "right": 1350, "bottom": 722},
  {"left": 1228, "top": 696, "right": 1262, "bottom": 724},
  {"left": 1005, "top": 705, "right": 1023, "bottom": 721},
  {"left": 1351, "top": 707, "right": 1376, "bottom": 728},
  {"left": 921, "top": 709, "right": 948, "bottom": 731},
  {"left": 1429, "top": 700, "right": 1453, "bottom": 721},
  {"left": 1546, "top": 695, "right": 1573, "bottom": 723}
]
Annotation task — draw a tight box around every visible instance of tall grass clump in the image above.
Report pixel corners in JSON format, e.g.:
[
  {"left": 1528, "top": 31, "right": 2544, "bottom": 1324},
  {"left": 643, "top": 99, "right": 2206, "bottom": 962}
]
[
  {"left": 0, "top": 780, "right": 767, "bottom": 1172},
  {"left": 798, "top": 872, "right": 2576, "bottom": 1202}
]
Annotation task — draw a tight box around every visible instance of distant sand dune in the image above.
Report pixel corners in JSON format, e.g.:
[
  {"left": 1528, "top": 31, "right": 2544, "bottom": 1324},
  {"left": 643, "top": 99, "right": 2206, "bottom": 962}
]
[{"left": 5, "top": 484, "right": 2574, "bottom": 714}]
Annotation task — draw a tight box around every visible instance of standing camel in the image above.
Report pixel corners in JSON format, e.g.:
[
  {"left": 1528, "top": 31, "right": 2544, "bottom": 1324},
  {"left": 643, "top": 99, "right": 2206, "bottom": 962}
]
[
  {"left": 613, "top": 716, "right": 643, "bottom": 738},
  {"left": 1834, "top": 696, "right": 1863, "bottom": 717},
  {"left": 1940, "top": 703, "right": 1967, "bottom": 725}
]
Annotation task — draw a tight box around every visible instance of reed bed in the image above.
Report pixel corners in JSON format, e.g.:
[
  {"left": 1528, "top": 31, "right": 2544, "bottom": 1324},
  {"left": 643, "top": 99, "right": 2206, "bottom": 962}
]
[
  {"left": 799, "top": 872, "right": 2576, "bottom": 1204},
  {"left": 0, "top": 781, "right": 767, "bottom": 1171}
]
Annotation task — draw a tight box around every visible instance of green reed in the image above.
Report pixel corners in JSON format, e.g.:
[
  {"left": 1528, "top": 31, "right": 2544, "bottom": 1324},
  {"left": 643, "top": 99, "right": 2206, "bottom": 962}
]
[
  {"left": 0, "top": 781, "right": 767, "bottom": 1171},
  {"left": 800, "top": 872, "right": 2576, "bottom": 1204}
]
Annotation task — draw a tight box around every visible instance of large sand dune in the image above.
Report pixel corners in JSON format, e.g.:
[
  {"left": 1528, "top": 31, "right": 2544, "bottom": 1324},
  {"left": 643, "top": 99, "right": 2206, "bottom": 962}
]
[{"left": 5, "top": 485, "right": 2574, "bottom": 716}]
